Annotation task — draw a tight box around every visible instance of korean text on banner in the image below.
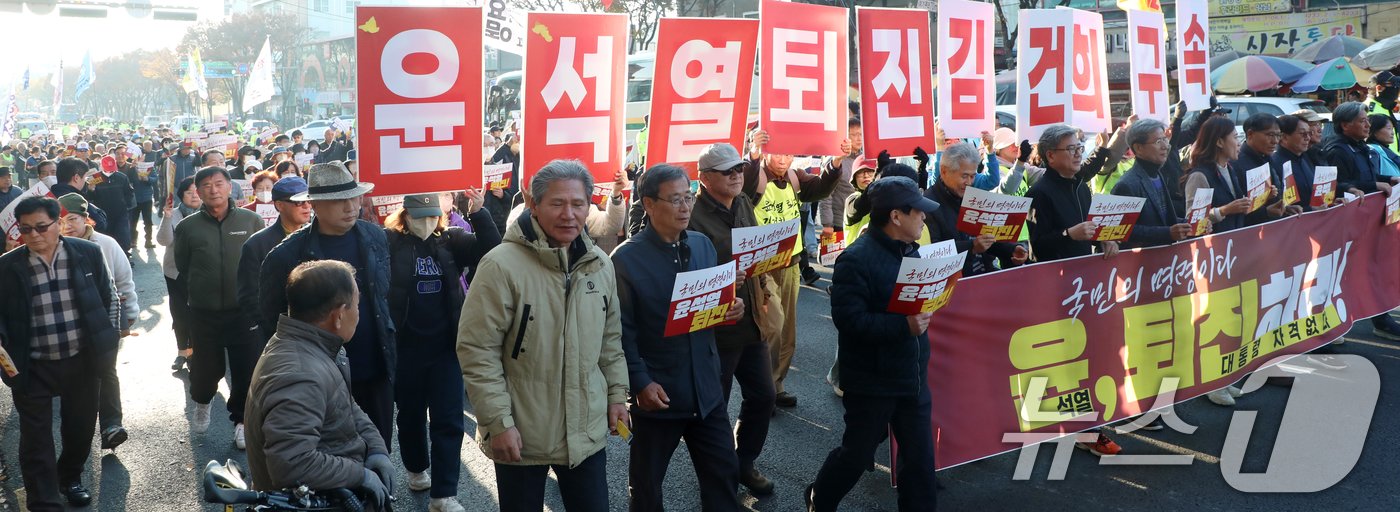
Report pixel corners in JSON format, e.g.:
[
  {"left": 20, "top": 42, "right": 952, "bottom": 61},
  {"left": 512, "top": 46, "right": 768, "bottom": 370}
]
[
  {"left": 819, "top": 231, "right": 845, "bottom": 266},
  {"left": 760, "top": 0, "right": 849, "bottom": 157},
  {"left": 1387, "top": 190, "right": 1400, "bottom": 225},
  {"left": 1015, "top": 9, "right": 1074, "bottom": 142},
  {"left": 370, "top": 195, "right": 406, "bottom": 225},
  {"left": 1312, "top": 166, "right": 1338, "bottom": 208},
  {"left": 957, "top": 187, "right": 1033, "bottom": 242},
  {"left": 1186, "top": 187, "right": 1212, "bottom": 236},
  {"left": 1126, "top": 9, "right": 1169, "bottom": 122},
  {"left": 647, "top": 17, "right": 759, "bottom": 177},
  {"left": 887, "top": 251, "right": 965, "bottom": 315},
  {"left": 857, "top": 7, "right": 937, "bottom": 157},
  {"left": 1245, "top": 163, "right": 1270, "bottom": 212},
  {"left": 664, "top": 261, "right": 738, "bottom": 337},
  {"left": 935, "top": 0, "right": 995, "bottom": 139},
  {"left": 1281, "top": 161, "right": 1299, "bottom": 206},
  {"left": 255, "top": 203, "right": 279, "bottom": 228},
  {"left": 482, "top": 0, "right": 527, "bottom": 54},
  {"left": 590, "top": 182, "right": 631, "bottom": 207},
  {"left": 1087, "top": 194, "right": 1145, "bottom": 242},
  {"left": 1068, "top": 8, "right": 1110, "bottom": 134},
  {"left": 1175, "top": 0, "right": 1211, "bottom": 111},
  {"left": 732, "top": 218, "right": 801, "bottom": 278},
  {"left": 919, "top": 239, "right": 957, "bottom": 259},
  {"left": 523, "top": 12, "right": 628, "bottom": 186},
  {"left": 484, "top": 163, "right": 512, "bottom": 192},
  {"left": 356, "top": 7, "right": 484, "bottom": 197}
]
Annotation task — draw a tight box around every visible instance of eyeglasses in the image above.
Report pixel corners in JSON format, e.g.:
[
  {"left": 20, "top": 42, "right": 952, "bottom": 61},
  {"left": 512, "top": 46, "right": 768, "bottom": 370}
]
[
  {"left": 276, "top": 199, "right": 309, "bottom": 207},
  {"left": 703, "top": 167, "right": 743, "bottom": 177},
  {"left": 1054, "top": 145, "right": 1086, "bottom": 155},
  {"left": 18, "top": 221, "right": 55, "bottom": 235},
  {"left": 652, "top": 194, "right": 697, "bottom": 208}
]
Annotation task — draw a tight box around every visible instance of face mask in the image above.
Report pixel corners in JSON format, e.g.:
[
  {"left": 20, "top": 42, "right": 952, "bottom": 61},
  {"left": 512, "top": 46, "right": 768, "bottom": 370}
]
[
  {"left": 256, "top": 190, "right": 272, "bottom": 203},
  {"left": 408, "top": 217, "right": 437, "bottom": 241}
]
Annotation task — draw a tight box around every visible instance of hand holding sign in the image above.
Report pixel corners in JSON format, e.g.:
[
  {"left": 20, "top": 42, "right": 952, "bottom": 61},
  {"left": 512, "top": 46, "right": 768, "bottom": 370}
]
[
  {"left": 1086, "top": 194, "right": 1145, "bottom": 242},
  {"left": 665, "top": 261, "right": 738, "bottom": 337},
  {"left": 956, "top": 187, "right": 1032, "bottom": 241},
  {"left": 1186, "top": 188, "right": 1213, "bottom": 235},
  {"left": 887, "top": 251, "right": 964, "bottom": 315},
  {"left": 1244, "top": 163, "right": 1271, "bottom": 213}
]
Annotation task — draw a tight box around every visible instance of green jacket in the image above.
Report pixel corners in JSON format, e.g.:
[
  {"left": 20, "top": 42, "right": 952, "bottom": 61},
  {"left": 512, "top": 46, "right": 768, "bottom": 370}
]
[{"left": 173, "top": 205, "right": 264, "bottom": 312}]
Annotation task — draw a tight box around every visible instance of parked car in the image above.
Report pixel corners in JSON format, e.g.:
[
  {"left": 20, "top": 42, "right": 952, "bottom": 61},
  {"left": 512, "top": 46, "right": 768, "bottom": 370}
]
[
  {"left": 293, "top": 119, "right": 332, "bottom": 141},
  {"left": 1215, "top": 96, "right": 1332, "bottom": 139}
]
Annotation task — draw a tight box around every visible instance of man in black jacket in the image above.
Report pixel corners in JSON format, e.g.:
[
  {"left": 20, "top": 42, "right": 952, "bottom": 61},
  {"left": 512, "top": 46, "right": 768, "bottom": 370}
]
[
  {"left": 614, "top": 164, "right": 745, "bottom": 511},
  {"left": 88, "top": 155, "right": 136, "bottom": 255},
  {"left": 237, "top": 177, "right": 311, "bottom": 345},
  {"left": 924, "top": 143, "right": 1027, "bottom": 275},
  {"left": 0, "top": 197, "right": 120, "bottom": 510},
  {"left": 1027, "top": 125, "right": 1121, "bottom": 263},
  {"left": 1233, "top": 113, "right": 1298, "bottom": 226},
  {"left": 1112, "top": 119, "right": 1197, "bottom": 250},
  {"left": 1325, "top": 101, "right": 1399, "bottom": 197},
  {"left": 51, "top": 157, "right": 108, "bottom": 233}
]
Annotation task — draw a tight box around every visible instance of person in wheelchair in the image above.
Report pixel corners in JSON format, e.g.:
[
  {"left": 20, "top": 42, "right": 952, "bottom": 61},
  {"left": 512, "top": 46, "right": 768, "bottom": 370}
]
[{"left": 244, "top": 260, "right": 395, "bottom": 510}]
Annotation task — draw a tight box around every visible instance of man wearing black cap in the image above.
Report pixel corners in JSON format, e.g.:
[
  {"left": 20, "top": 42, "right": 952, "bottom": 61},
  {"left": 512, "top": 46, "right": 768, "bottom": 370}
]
[{"left": 807, "top": 176, "right": 940, "bottom": 512}]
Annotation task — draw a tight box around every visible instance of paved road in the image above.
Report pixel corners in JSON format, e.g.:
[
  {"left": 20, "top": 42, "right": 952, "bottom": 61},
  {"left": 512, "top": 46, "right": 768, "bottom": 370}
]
[{"left": 2, "top": 242, "right": 1399, "bottom": 511}]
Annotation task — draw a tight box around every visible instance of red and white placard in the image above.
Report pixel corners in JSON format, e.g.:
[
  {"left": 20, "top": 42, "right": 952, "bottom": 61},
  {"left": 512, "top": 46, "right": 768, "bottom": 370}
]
[
  {"left": 1245, "top": 163, "right": 1270, "bottom": 212},
  {"left": 1386, "top": 189, "right": 1400, "bottom": 225},
  {"left": 1086, "top": 194, "right": 1145, "bottom": 242},
  {"left": 356, "top": 6, "right": 484, "bottom": 196},
  {"left": 935, "top": 0, "right": 995, "bottom": 139},
  {"left": 918, "top": 239, "right": 957, "bottom": 259},
  {"left": 1127, "top": 9, "right": 1169, "bottom": 122},
  {"left": 522, "top": 12, "right": 628, "bottom": 185},
  {"left": 760, "top": 0, "right": 849, "bottom": 157},
  {"left": 370, "top": 194, "right": 406, "bottom": 225},
  {"left": 956, "top": 187, "right": 1032, "bottom": 242},
  {"left": 856, "top": 7, "right": 936, "bottom": 157},
  {"left": 254, "top": 203, "right": 279, "bottom": 228},
  {"left": 1068, "top": 8, "right": 1109, "bottom": 134},
  {"left": 484, "top": 163, "right": 512, "bottom": 192},
  {"left": 1, "top": 181, "right": 54, "bottom": 243},
  {"left": 648, "top": 17, "right": 759, "bottom": 177},
  {"left": 1187, "top": 187, "right": 1212, "bottom": 236},
  {"left": 818, "top": 230, "right": 845, "bottom": 266},
  {"left": 1312, "top": 166, "right": 1338, "bottom": 208},
  {"left": 1175, "top": 0, "right": 1211, "bottom": 111},
  {"left": 732, "top": 218, "right": 801, "bottom": 278},
  {"left": 887, "top": 251, "right": 964, "bottom": 315},
  {"left": 664, "top": 261, "right": 738, "bottom": 337},
  {"left": 1015, "top": 9, "right": 1073, "bottom": 141},
  {"left": 1281, "top": 161, "right": 1300, "bottom": 206}
]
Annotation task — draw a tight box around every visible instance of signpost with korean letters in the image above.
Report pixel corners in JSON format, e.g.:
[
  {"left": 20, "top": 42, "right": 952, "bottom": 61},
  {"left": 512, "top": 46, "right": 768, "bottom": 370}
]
[
  {"left": 1281, "top": 161, "right": 1300, "bottom": 206},
  {"left": 1245, "top": 163, "right": 1271, "bottom": 212},
  {"left": 1087, "top": 194, "right": 1145, "bottom": 242},
  {"left": 356, "top": 6, "right": 484, "bottom": 197},
  {"left": 1126, "top": 9, "right": 1169, "bottom": 122},
  {"left": 887, "top": 251, "right": 965, "bottom": 315},
  {"left": 1068, "top": 8, "right": 1110, "bottom": 134},
  {"left": 484, "top": 163, "right": 512, "bottom": 192},
  {"left": 857, "top": 7, "right": 937, "bottom": 157},
  {"left": 760, "top": 0, "right": 849, "bottom": 157},
  {"left": 957, "top": 187, "right": 1032, "bottom": 242},
  {"left": 1312, "top": 166, "right": 1338, "bottom": 208},
  {"left": 664, "top": 261, "right": 738, "bottom": 337},
  {"left": 934, "top": 0, "right": 994, "bottom": 139},
  {"left": 1015, "top": 9, "right": 1074, "bottom": 141},
  {"left": 732, "top": 218, "right": 801, "bottom": 278},
  {"left": 1187, "top": 188, "right": 1212, "bottom": 236},
  {"left": 523, "top": 12, "right": 628, "bottom": 186},
  {"left": 647, "top": 18, "right": 759, "bottom": 177},
  {"left": 1175, "top": 0, "right": 1211, "bottom": 111}
]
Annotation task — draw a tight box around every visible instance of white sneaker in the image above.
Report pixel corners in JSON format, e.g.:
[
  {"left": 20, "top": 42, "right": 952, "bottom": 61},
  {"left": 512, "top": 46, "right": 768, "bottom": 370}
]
[
  {"left": 1225, "top": 385, "right": 1243, "bottom": 398},
  {"left": 1206, "top": 388, "right": 1236, "bottom": 407},
  {"left": 234, "top": 423, "right": 246, "bottom": 450},
  {"left": 408, "top": 470, "right": 432, "bottom": 492},
  {"left": 429, "top": 497, "right": 466, "bottom": 512},
  {"left": 192, "top": 403, "right": 211, "bottom": 433}
]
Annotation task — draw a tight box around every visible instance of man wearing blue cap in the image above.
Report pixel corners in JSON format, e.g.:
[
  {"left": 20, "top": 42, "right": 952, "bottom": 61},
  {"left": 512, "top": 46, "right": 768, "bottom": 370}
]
[
  {"left": 807, "top": 176, "right": 941, "bottom": 512},
  {"left": 239, "top": 177, "right": 313, "bottom": 348}
]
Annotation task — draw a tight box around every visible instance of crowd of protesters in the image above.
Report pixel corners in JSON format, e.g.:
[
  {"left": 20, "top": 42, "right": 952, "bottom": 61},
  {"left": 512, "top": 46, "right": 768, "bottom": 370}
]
[{"left": 4, "top": 73, "right": 1400, "bottom": 512}]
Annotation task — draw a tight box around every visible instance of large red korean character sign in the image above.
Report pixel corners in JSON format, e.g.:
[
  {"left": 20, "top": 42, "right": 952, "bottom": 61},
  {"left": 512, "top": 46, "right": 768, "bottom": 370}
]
[
  {"left": 523, "top": 13, "right": 627, "bottom": 185},
  {"left": 356, "top": 7, "right": 484, "bottom": 197},
  {"left": 935, "top": 0, "right": 995, "bottom": 139},
  {"left": 1015, "top": 9, "right": 1073, "bottom": 142},
  {"left": 857, "top": 7, "right": 936, "bottom": 157},
  {"left": 648, "top": 18, "right": 759, "bottom": 177},
  {"left": 1069, "top": 8, "right": 1109, "bottom": 134},
  {"left": 760, "top": 0, "right": 850, "bottom": 157},
  {"left": 1127, "top": 9, "right": 1169, "bottom": 122},
  {"left": 1175, "top": 0, "right": 1211, "bottom": 111}
]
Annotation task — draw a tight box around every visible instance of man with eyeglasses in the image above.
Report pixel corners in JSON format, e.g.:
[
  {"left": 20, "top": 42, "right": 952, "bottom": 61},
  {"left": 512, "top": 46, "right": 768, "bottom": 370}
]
[
  {"left": 1110, "top": 119, "right": 1200, "bottom": 250},
  {"left": 613, "top": 164, "right": 746, "bottom": 510},
  {"left": 0, "top": 196, "right": 121, "bottom": 509},
  {"left": 237, "top": 177, "right": 311, "bottom": 346},
  {"left": 1234, "top": 113, "right": 1300, "bottom": 226}
]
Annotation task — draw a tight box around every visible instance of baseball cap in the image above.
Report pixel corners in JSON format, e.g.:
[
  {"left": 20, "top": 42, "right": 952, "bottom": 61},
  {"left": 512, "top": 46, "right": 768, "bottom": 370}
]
[
  {"left": 1370, "top": 71, "right": 1400, "bottom": 86},
  {"left": 697, "top": 143, "right": 745, "bottom": 172},
  {"left": 100, "top": 155, "right": 119, "bottom": 173},
  {"left": 991, "top": 127, "right": 1018, "bottom": 152},
  {"left": 403, "top": 193, "right": 444, "bottom": 218},
  {"left": 855, "top": 157, "right": 878, "bottom": 172},
  {"left": 76, "top": 142, "right": 90, "bottom": 151},
  {"left": 1290, "top": 109, "right": 1325, "bottom": 123},
  {"left": 57, "top": 193, "right": 89, "bottom": 217},
  {"left": 271, "top": 176, "right": 308, "bottom": 201},
  {"left": 868, "top": 176, "right": 939, "bottom": 213}
]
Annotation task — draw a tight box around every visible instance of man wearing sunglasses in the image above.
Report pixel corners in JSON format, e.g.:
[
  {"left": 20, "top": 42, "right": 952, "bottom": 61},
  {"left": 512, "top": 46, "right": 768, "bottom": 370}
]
[
  {"left": 237, "top": 177, "right": 312, "bottom": 346},
  {"left": 0, "top": 196, "right": 122, "bottom": 510}
]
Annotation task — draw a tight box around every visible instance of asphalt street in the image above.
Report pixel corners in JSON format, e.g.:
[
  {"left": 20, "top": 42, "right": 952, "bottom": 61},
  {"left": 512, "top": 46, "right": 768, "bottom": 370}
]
[{"left": 2, "top": 241, "right": 1399, "bottom": 511}]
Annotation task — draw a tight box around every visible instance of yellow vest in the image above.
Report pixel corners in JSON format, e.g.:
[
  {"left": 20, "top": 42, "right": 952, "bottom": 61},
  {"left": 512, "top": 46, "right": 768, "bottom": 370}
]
[{"left": 754, "top": 180, "right": 804, "bottom": 259}]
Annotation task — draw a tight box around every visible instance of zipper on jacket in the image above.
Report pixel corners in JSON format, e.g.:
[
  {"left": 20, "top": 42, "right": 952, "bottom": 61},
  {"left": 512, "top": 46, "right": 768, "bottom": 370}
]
[{"left": 511, "top": 304, "right": 532, "bottom": 359}]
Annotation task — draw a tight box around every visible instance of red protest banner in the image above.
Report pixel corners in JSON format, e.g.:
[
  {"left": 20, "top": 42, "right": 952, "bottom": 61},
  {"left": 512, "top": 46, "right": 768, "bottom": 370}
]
[
  {"left": 522, "top": 12, "right": 628, "bottom": 186},
  {"left": 928, "top": 194, "right": 1400, "bottom": 470},
  {"left": 1312, "top": 166, "right": 1338, "bottom": 208},
  {"left": 856, "top": 6, "right": 936, "bottom": 157},
  {"left": 1186, "top": 188, "right": 1212, "bottom": 236},
  {"left": 760, "top": 0, "right": 849, "bottom": 157},
  {"left": 1087, "top": 194, "right": 1145, "bottom": 242},
  {"left": 818, "top": 230, "right": 845, "bottom": 266},
  {"left": 356, "top": 6, "right": 484, "bottom": 197},
  {"left": 732, "top": 218, "right": 801, "bottom": 278},
  {"left": 956, "top": 187, "right": 1032, "bottom": 242},
  {"left": 887, "top": 251, "right": 964, "bottom": 315},
  {"left": 664, "top": 261, "right": 738, "bottom": 337},
  {"left": 484, "top": 163, "right": 512, "bottom": 192},
  {"left": 934, "top": 0, "right": 995, "bottom": 139},
  {"left": 1015, "top": 9, "right": 1073, "bottom": 141},
  {"left": 1126, "top": 9, "right": 1169, "bottom": 122},
  {"left": 1175, "top": 0, "right": 1211, "bottom": 111},
  {"left": 1069, "top": 8, "right": 1110, "bottom": 134},
  {"left": 648, "top": 17, "right": 759, "bottom": 177},
  {"left": 1281, "top": 160, "right": 1300, "bottom": 206}
]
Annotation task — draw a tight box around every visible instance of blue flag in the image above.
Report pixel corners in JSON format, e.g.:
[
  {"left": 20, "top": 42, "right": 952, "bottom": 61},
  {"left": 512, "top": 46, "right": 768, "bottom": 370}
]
[
  {"left": 22, "top": 66, "right": 28, "bottom": 90},
  {"left": 75, "top": 51, "right": 95, "bottom": 101}
]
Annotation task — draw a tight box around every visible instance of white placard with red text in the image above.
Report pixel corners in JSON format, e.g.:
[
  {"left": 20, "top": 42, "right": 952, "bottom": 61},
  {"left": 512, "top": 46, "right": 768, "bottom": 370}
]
[
  {"left": 484, "top": 163, "right": 512, "bottom": 192},
  {"left": 732, "top": 218, "right": 801, "bottom": 278},
  {"left": 255, "top": 203, "right": 279, "bottom": 228},
  {"left": 1245, "top": 163, "right": 1270, "bottom": 212},
  {"left": 1312, "top": 166, "right": 1338, "bottom": 208},
  {"left": 370, "top": 194, "right": 406, "bottom": 225},
  {"left": 956, "top": 186, "right": 1032, "bottom": 242},
  {"left": 1015, "top": 9, "right": 1074, "bottom": 142},
  {"left": 1281, "top": 160, "right": 1300, "bottom": 205},
  {"left": 356, "top": 7, "right": 485, "bottom": 196},
  {"left": 918, "top": 239, "right": 957, "bottom": 259},
  {"left": 1175, "top": 0, "right": 1211, "bottom": 111},
  {"left": 1087, "top": 194, "right": 1145, "bottom": 242},
  {"left": 648, "top": 17, "right": 759, "bottom": 177},
  {"left": 1, "top": 181, "right": 54, "bottom": 242},
  {"left": 856, "top": 7, "right": 937, "bottom": 157},
  {"left": 1126, "top": 9, "right": 1169, "bottom": 122},
  {"left": 1187, "top": 187, "right": 1212, "bottom": 236},
  {"left": 1386, "top": 189, "right": 1400, "bottom": 225},
  {"left": 523, "top": 12, "right": 627, "bottom": 186},
  {"left": 1067, "top": 8, "right": 1109, "bottom": 134},
  {"left": 886, "top": 251, "right": 964, "bottom": 315},
  {"left": 760, "top": 0, "right": 849, "bottom": 157},
  {"left": 818, "top": 230, "right": 845, "bottom": 266},
  {"left": 935, "top": 0, "right": 995, "bottom": 139},
  {"left": 664, "top": 261, "right": 738, "bottom": 337}
]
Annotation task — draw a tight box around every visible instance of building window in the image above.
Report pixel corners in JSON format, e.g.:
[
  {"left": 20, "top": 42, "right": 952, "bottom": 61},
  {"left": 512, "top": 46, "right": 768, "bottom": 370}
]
[
  {"left": 313, "top": 0, "right": 328, "bottom": 12},
  {"left": 345, "top": 0, "right": 357, "bottom": 14}
]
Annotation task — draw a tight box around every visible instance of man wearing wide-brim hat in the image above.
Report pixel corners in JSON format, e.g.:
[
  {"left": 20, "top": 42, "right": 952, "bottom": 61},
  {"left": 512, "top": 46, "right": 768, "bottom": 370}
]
[{"left": 256, "top": 161, "right": 400, "bottom": 454}]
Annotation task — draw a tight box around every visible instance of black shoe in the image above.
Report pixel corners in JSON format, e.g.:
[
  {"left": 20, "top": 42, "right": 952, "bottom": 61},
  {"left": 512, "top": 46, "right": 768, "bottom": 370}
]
[
  {"left": 171, "top": 355, "right": 187, "bottom": 371},
  {"left": 61, "top": 482, "right": 92, "bottom": 506},
  {"left": 775, "top": 391, "right": 797, "bottom": 408},
  {"left": 740, "top": 467, "right": 775, "bottom": 496},
  {"left": 1139, "top": 417, "right": 1166, "bottom": 431},
  {"left": 801, "top": 267, "right": 820, "bottom": 286},
  {"left": 100, "top": 425, "right": 128, "bottom": 450},
  {"left": 804, "top": 484, "right": 816, "bottom": 512}
]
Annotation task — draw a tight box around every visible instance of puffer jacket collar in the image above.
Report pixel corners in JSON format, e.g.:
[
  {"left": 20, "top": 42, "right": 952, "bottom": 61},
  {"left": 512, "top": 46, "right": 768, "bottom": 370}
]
[
  {"left": 272, "top": 314, "right": 344, "bottom": 361},
  {"left": 507, "top": 209, "right": 601, "bottom": 274}
]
